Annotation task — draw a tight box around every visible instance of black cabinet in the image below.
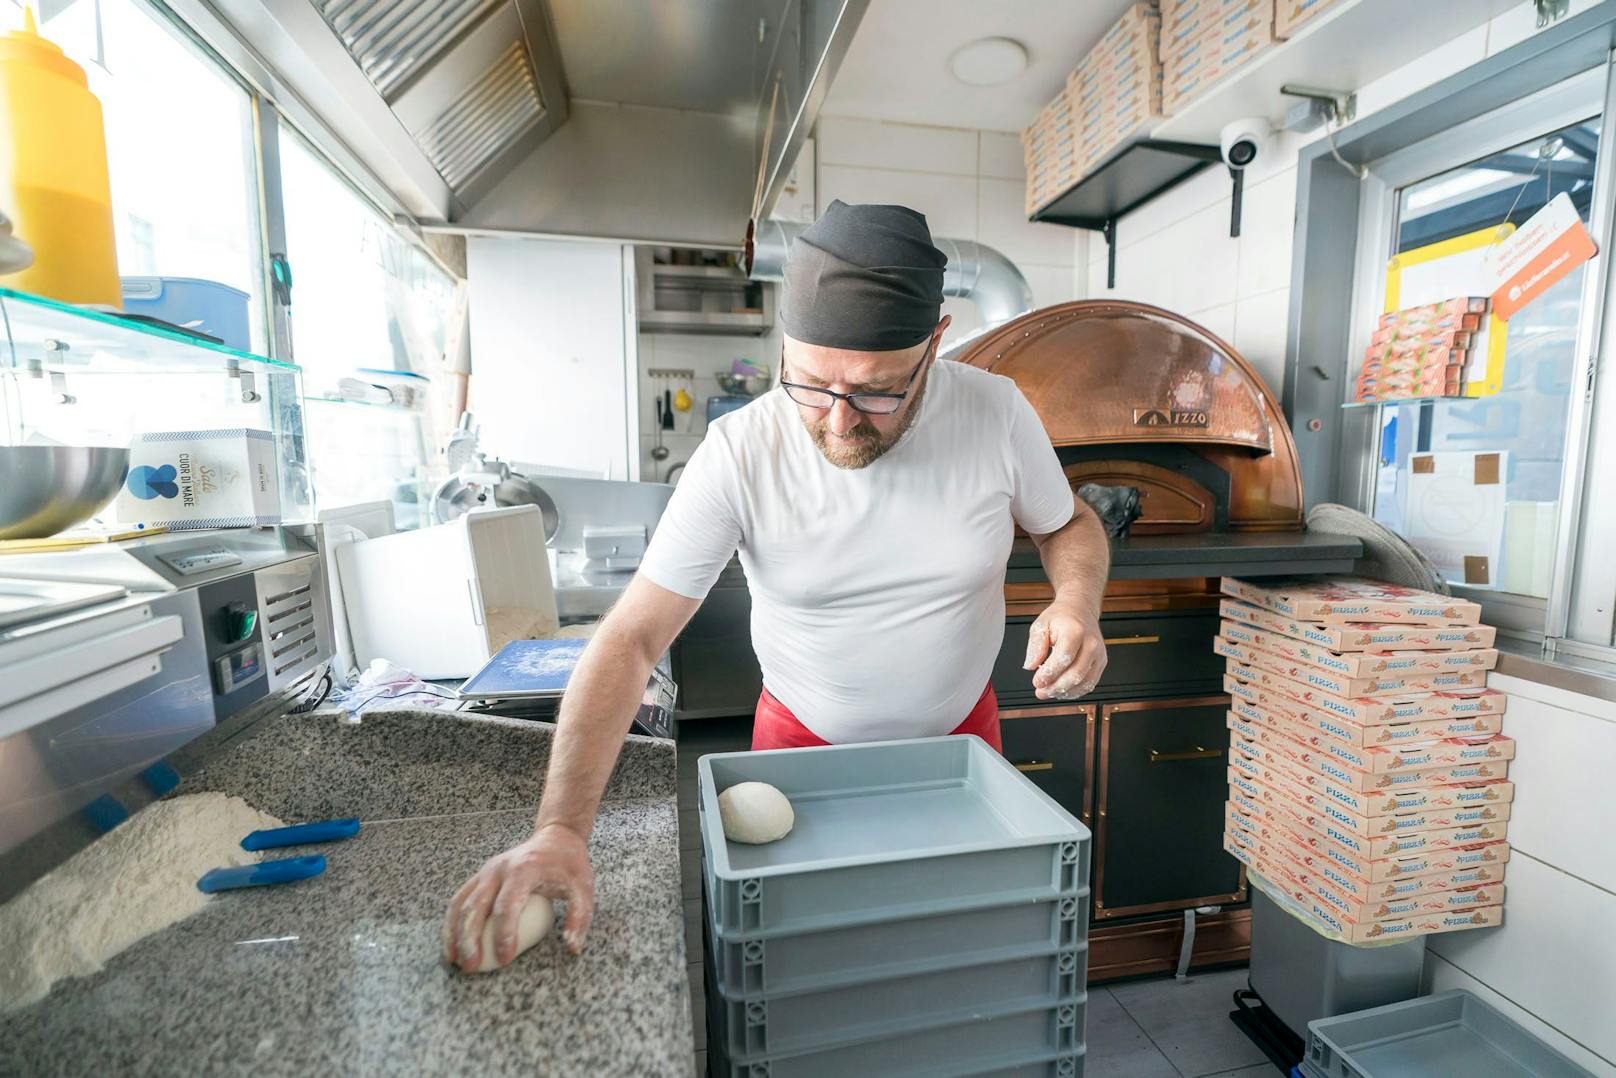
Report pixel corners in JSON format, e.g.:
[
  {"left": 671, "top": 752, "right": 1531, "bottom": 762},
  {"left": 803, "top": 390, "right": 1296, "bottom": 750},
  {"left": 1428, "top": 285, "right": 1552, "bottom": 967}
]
[
  {"left": 994, "top": 610, "right": 1224, "bottom": 706},
  {"left": 1094, "top": 697, "right": 1244, "bottom": 920},
  {"left": 671, "top": 565, "right": 762, "bottom": 719},
  {"left": 999, "top": 704, "right": 1094, "bottom": 825}
]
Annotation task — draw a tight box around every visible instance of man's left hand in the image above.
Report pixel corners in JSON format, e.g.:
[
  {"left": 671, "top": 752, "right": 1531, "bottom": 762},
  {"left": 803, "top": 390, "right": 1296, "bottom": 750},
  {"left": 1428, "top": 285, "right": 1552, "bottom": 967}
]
[{"left": 1023, "top": 601, "right": 1107, "bottom": 701}]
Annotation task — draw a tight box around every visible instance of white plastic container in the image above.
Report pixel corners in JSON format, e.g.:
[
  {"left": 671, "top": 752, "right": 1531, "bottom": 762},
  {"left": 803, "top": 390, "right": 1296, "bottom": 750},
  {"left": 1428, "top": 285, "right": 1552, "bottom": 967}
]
[{"left": 335, "top": 505, "right": 558, "bottom": 679}]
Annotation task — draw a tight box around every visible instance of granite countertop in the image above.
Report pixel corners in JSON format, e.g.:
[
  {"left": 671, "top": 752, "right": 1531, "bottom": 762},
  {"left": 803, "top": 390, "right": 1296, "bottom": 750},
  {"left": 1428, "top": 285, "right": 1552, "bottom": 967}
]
[{"left": 0, "top": 709, "right": 691, "bottom": 1077}]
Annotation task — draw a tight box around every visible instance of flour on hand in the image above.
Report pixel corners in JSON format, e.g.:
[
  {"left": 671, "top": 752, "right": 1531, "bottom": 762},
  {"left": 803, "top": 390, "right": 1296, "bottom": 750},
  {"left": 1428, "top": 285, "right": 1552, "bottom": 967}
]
[{"left": 0, "top": 792, "right": 285, "bottom": 1011}]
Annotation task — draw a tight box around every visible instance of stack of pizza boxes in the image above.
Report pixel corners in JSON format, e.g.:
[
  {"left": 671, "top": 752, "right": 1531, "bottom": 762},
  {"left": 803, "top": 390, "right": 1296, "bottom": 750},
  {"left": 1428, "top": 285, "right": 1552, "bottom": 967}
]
[
  {"left": 1216, "top": 576, "right": 1512, "bottom": 943},
  {"left": 1354, "top": 296, "right": 1489, "bottom": 403}
]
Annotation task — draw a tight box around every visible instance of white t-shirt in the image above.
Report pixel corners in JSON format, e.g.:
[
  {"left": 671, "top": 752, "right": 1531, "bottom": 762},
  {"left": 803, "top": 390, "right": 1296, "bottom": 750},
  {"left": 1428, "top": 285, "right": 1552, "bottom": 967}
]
[{"left": 638, "top": 359, "right": 1074, "bottom": 743}]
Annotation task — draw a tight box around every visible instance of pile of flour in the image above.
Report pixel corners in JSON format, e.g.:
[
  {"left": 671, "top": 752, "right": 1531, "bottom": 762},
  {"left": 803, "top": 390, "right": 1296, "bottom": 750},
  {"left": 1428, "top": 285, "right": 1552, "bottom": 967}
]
[{"left": 0, "top": 792, "right": 285, "bottom": 1010}]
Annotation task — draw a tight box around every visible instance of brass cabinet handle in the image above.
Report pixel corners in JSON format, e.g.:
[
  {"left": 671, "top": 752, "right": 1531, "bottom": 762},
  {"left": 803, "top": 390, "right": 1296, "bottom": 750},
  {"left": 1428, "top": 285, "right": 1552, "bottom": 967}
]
[
  {"left": 1103, "top": 634, "right": 1160, "bottom": 646},
  {"left": 1149, "top": 746, "right": 1221, "bottom": 763},
  {"left": 1015, "top": 760, "right": 1055, "bottom": 772}
]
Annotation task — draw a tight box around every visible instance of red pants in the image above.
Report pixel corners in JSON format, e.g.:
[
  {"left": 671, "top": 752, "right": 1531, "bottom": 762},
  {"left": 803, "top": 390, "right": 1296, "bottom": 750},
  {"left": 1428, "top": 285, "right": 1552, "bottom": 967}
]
[{"left": 752, "top": 683, "right": 1001, "bottom": 752}]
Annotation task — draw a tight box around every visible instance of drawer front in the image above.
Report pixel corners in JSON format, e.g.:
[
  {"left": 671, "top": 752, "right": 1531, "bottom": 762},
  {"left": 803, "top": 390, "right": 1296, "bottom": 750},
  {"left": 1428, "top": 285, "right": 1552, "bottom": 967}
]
[
  {"left": 993, "top": 611, "right": 1223, "bottom": 705},
  {"left": 999, "top": 704, "right": 1094, "bottom": 825},
  {"left": 1095, "top": 697, "right": 1243, "bottom": 919}
]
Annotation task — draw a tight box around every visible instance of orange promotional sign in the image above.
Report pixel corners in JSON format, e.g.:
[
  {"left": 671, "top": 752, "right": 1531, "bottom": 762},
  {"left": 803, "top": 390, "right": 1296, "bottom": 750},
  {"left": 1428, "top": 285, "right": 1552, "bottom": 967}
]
[{"left": 1484, "top": 192, "right": 1598, "bottom": 320}]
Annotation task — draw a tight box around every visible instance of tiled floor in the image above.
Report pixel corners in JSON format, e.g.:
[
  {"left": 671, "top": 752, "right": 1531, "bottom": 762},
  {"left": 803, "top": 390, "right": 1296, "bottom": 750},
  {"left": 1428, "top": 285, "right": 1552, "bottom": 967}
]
[{"left": 675, "top": 720, "right": 1280, "bottom": 1077}]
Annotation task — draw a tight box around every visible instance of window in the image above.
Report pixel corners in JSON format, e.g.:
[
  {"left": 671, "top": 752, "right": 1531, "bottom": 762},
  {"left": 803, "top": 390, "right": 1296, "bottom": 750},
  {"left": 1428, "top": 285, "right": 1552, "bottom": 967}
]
[
  {"left": 1325, "top": 65, "right": 1616, "bottom": 654},
  {"left": 37, "top": 0, "right": 267, "bottom": 352},
  {"left": 279, "top": 132, "right": 458, "bottom": 524},
  {"left": 1370, "top": 120, "right": 1600, "bottom": 604}
]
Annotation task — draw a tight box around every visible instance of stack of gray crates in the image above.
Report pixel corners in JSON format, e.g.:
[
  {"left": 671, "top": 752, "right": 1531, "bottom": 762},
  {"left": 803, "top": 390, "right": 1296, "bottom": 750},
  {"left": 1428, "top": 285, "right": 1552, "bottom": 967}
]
[
  {"left": 1299, "top": 990, "right": 1596, "bottom": 1078},
  {"left": 697, "top": 736, "right": 1093, "bottom": 1077}
]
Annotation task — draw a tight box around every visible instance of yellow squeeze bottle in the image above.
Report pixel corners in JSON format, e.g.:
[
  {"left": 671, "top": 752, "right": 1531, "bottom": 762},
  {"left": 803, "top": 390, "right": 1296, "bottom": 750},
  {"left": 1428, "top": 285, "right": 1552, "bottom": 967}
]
[{"left": 0, "top": 7, "right": 119, "bottom": 305}]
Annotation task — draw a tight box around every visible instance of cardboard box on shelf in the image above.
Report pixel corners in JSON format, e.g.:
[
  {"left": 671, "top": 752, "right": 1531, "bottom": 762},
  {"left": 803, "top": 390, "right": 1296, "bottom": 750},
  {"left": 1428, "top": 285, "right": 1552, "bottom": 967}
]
[
  {"left": 1221, "top": 576, "right": 1483, "bottom": 625},
  {"left": 1229, "top": 723, "right": 1511, "bottom": 792},
  {"left": 1225, "top": 658, "right": 1505, "bottom": 724},
  {"left": 1223, "top": 674, "right": 1503, "bottom": 746},
  {"left": 1219, "top": 620, "right": 1498, "bottom": 678},
  {"left": 1219, "top": 599, "right": 1498, "bottom": 652},
  {"left": 1216, "top": 636, "right": 1489, "bottom": 698},
  {"left": 114, "top": 428, "right": 281, "bottom": 530},
  {"left": 1377, "top": 297, "right": 1488, "bottom": 329},
  {"left": 1226, "top": 800, "right": 1510, "bottom": 884},
  {"left": 1275, "top": 0, "right": 1344, "bottom": 36}
]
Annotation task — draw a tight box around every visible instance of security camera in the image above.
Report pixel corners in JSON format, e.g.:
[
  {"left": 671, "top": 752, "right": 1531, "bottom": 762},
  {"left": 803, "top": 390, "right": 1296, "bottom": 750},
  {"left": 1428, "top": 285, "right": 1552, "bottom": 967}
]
[{"left": 1220, "top": 116, "right": 1273, "bottom": 170}]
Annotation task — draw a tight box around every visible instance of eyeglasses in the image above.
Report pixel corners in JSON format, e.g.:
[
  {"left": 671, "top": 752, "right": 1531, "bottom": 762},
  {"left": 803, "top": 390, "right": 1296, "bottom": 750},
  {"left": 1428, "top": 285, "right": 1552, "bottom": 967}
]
[{"left": 779, "top": 339, "right": 935, "bottom": 416}]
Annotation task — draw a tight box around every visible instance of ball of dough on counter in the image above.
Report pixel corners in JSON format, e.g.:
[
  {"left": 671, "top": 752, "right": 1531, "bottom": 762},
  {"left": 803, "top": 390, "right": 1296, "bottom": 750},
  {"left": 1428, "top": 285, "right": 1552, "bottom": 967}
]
[
  {"left": 718, "top": 782, "right": 795, "bottom": 844},
  {"left": 469, "top": 895, "right": 554, "bottom": 973}
]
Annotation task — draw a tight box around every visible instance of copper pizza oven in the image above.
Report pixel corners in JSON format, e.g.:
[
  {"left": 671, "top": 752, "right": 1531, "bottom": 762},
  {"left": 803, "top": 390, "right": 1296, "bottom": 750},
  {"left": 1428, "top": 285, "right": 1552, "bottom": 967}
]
[
  {"left": 950, "top": 300, "right": 1304, "bottom": 534},
  {"left": 954, "top": 300, "right": 1359, "bottom": 982}
]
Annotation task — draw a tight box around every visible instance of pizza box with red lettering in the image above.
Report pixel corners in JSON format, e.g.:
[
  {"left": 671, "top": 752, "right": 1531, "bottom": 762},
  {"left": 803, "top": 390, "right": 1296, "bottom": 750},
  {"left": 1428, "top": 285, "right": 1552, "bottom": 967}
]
[
  {"left": 1231, "top": 761, "right": 1512, "bottom": 838},
  {"left": 1226, "top": 699, "right": 1516, "bottom": 773},
  {"left": 1221, "top": 576, "right": 1482, "bottom": 625},
  {"left": 1227, "top": 748, "right": 1515, "bottom": 816},
  {"left": 1228, "top": 721, "right": 1512, "bottom": 791},
  {"left": 1253, "top": 852, "right": 1504, "bottom": 934},
  {"left": 1224, "top": 658, "right": 1506, "bottom": 724},
  {"left": 1220, "top": 620, "right": 1499, "bottom": 677},
  {"left": 1228, "top": 784, "right": 1508, "bottom": 860},
  {"left": 1224, "top": 827, "right": 1506, "bottom": 908},
  {"left": 1223, "top": 674, "right": 1503, "bottom": 745},
  {"left": 1216, "top": 636, "right": 1489, "bottom": 697},
  {"left": 1219, "top": 599, "right": 1497, "bottom": 652},
  {"left": 1226, "top": 800, "right": 1510, "bottom": 884}
]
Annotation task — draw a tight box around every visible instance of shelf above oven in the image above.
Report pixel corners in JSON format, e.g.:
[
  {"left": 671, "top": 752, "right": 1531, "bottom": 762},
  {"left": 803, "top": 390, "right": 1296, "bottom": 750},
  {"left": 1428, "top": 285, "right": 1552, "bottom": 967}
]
[{"left": 1009, "top": 531, "right": 1363, "bottom": 582}]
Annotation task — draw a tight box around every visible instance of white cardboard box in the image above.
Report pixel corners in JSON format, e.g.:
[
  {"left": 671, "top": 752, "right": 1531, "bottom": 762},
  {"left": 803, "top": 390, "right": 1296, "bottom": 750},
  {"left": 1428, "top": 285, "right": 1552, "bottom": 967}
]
[{"left": 114, "top": 428, "right": 280, "bottom": 529}]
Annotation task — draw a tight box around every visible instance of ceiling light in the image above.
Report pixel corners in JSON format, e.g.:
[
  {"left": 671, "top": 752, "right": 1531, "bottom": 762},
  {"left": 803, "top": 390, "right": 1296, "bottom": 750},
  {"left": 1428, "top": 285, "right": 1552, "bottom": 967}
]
[{"left": 948, "top": 37, "right": 1028, "bottom": 87}]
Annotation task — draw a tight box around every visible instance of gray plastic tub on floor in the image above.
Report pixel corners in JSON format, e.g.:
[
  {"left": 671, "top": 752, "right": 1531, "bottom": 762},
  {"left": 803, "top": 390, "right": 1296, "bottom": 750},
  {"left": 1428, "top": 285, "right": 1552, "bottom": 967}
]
[
  {"left": 1248, "top": 886, "right": 1424, "bottom": 1037},
  {"left": 698, "top": 736, "right": 1091, "bottom": 939},
  {"left": 1305, "top": 989, "right": 1596, "bottom": 1078}
]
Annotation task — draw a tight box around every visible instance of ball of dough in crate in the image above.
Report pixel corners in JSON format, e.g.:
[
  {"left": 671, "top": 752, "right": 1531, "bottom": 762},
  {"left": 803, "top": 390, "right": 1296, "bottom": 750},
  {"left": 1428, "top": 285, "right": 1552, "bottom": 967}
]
[
  {"left": 470, "top": 895, "right": 555, "bottom": 973},
  {"left": 718, "top": 782, "right": 795, "bottom": 844}
]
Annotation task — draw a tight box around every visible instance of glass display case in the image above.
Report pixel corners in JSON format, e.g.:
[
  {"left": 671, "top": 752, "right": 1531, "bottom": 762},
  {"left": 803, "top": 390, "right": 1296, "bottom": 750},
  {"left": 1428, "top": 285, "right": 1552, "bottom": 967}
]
[{"left": 0, "top": 286, "right": 313, "bottom": 522}]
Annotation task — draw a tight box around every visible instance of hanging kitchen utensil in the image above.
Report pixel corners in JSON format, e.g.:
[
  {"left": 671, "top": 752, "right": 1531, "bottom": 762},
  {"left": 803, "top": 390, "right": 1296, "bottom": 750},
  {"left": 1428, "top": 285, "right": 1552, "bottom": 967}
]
[{"left": 662, "top": 387, "right": 675, "bottom": 430}]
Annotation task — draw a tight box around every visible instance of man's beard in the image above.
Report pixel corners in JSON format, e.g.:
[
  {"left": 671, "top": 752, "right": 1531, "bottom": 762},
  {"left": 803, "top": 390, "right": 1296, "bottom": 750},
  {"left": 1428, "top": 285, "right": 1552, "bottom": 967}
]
[{"left": 807, "top": 371, "right": 929, "bottom": 470}]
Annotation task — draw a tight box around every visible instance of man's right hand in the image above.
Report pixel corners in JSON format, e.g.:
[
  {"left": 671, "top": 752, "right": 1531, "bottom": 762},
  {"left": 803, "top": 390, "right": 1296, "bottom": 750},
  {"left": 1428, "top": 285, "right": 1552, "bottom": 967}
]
[{"left": 442, "top": 822, "right": 596, "bottom": 972}]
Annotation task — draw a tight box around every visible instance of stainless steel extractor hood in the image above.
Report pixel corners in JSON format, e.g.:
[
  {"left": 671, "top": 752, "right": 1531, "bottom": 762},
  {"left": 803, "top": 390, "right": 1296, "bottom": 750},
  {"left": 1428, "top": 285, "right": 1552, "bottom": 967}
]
[
  {"left": 313, "top": 0, "right": 568, "bottom": 209},
  {"left": 211, "top": 0, "right": 866, "bottom": 244}
]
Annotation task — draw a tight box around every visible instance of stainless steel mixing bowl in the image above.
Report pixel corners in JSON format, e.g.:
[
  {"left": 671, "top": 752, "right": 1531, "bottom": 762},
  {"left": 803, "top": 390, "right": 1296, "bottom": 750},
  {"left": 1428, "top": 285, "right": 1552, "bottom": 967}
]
[{"left": 0, "top": 445, "right": 131, "bottom": 540}]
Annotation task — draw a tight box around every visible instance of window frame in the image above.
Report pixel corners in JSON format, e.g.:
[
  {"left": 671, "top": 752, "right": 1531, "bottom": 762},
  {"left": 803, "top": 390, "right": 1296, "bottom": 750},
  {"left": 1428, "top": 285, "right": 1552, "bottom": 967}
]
[
  {"left": 1286, "top": 7, "right": 1616, "bottom": 668},
  {"left": 1338, "top": 68, "right": 1609, "bottom": 643}
]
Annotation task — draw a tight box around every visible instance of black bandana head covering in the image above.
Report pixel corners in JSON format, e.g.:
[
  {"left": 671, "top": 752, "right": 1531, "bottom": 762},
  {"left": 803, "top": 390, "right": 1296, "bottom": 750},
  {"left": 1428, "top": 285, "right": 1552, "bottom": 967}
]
[{"left": 780, "top": 200, "right": 947, "bottom": 351}]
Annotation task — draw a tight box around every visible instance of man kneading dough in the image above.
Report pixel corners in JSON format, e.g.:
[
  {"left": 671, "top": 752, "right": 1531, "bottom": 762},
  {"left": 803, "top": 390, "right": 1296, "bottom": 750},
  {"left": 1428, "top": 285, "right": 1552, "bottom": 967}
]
[{"left": 443, "top": 202, "right": 1111, "bottom": 971}]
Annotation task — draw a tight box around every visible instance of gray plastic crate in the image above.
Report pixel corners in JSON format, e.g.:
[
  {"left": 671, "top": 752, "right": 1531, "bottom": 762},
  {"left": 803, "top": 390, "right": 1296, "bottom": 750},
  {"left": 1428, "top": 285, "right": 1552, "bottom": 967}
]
[
  {"left": 706, "top": 977, "right": 1086, "bottom": 1078},
  {"left": 706, "top": 916, "right": 1084, "bottom": 1059},
  {"left": 1305, "top": 990, "right": 1596, "bottom": 1078},
  {"left": 698, "top": 736, "right": 1091, "bottom": 939},
  {"left": 704, "top": 868, "right": 1088, "bottom": 997}
]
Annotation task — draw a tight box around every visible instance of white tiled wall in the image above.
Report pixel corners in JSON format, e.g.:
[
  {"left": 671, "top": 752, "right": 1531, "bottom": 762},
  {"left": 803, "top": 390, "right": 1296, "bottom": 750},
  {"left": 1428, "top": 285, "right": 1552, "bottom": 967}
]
[
  {"left": 814, "top": 116, "right": 1086, "bottom": 345},
  {"left": 1082, "top": 0, "right": 1597, "bottom": 399},
  {"left": 635, "top": 322, "right": 783, "bottom": 483}
]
